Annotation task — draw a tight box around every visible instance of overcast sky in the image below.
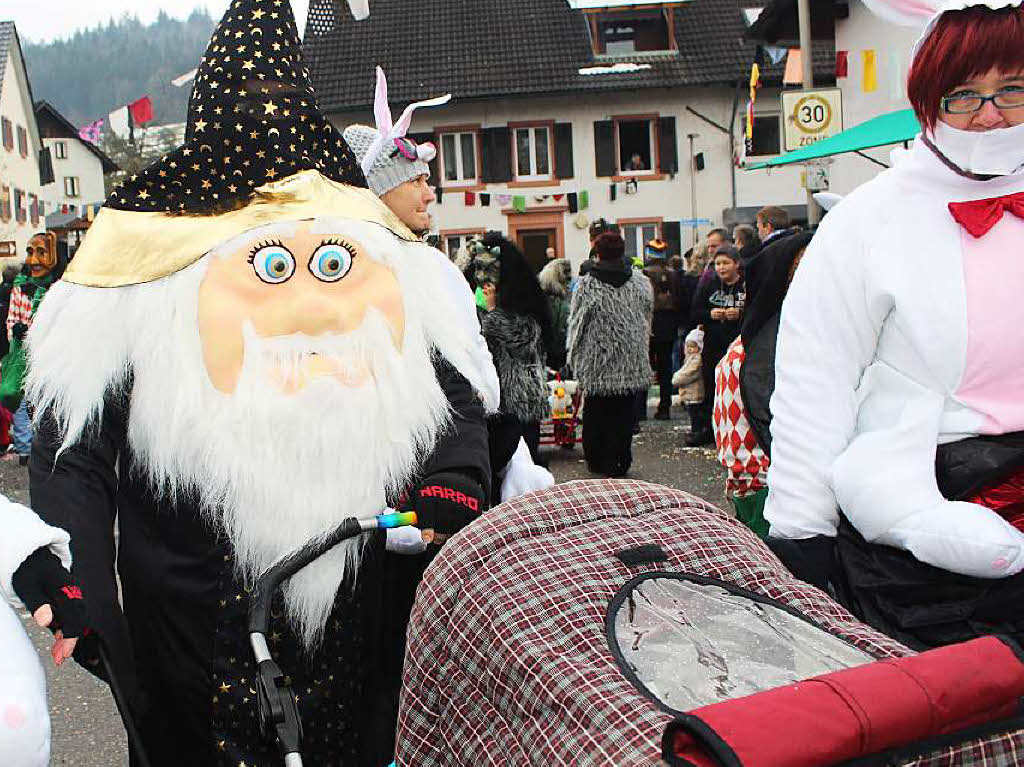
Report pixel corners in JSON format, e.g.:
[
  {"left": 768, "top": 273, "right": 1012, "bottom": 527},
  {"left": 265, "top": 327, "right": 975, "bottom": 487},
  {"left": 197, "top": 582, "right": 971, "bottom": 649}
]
[{"left": 8, "top": 0, "right": 311, "bottom": 43}]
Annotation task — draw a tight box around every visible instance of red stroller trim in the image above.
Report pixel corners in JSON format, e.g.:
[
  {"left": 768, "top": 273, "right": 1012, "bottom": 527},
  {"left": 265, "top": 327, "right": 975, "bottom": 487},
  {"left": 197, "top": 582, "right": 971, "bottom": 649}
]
[{"left": 663, "top": 635, "right": 1024, "bottom": 767}]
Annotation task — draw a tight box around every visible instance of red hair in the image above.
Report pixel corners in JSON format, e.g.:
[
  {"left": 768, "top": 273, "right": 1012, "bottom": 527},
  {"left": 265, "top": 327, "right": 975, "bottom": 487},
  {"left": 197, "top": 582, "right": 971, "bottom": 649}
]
[{"left": 907, "top": 5, "right": 1024, "bottom": 130}]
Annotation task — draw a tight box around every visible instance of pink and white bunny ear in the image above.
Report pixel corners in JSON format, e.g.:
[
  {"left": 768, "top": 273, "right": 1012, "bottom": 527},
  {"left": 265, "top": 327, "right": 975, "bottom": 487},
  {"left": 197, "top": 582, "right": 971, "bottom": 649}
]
[
  {"left": 373, "top": 66, "right": 393, "bottom": 136},
  {"left": 392, "top": 93, "right": 453, "bottom": 139},
  {"left": 861, "top": 0, "right": 942, "bottom": 26}
]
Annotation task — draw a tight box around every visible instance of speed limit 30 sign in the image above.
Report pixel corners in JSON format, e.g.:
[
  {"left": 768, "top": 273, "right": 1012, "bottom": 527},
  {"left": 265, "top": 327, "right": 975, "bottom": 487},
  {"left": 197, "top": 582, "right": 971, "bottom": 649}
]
[{"left": 780, "top": 88, "right": 844, "bottom": 152}]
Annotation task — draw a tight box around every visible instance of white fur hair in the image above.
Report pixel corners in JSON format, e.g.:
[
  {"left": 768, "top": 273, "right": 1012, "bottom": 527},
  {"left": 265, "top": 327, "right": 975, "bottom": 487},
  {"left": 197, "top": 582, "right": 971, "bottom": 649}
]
[{"left": 26, "top": 217, "right": 488, "bottom": 647}]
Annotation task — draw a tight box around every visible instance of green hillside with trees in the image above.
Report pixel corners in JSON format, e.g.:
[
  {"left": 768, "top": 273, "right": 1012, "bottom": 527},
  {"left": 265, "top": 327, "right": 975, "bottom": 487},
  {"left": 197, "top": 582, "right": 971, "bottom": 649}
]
[{"left": 22, "top": 11, "right": 215, "bottom": 129}]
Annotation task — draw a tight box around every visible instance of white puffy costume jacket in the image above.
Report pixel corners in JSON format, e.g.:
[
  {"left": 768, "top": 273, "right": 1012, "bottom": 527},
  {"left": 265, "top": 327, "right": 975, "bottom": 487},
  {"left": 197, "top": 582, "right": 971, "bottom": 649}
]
[{"left": 765, "top": 136, "right": 1024, "bottom": 579}]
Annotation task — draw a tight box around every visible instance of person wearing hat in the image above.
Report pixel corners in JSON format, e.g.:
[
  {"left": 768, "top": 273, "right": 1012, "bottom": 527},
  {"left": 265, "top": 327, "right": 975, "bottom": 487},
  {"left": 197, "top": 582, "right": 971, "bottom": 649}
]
[
  {"left": 642, "top": 238, "right": 682, "bottom": 420},
  {"left": 672, "top": 328, "right": 705, "bottom": 427},
  {"left": 765, "top": 0, "right": 1024, "bottom": 648},
  {"left": 0, "top": 1, "right": 495, "bottom": 763},
  {"left": 567, "top": 231, "right": 653, "bottom": 477}
]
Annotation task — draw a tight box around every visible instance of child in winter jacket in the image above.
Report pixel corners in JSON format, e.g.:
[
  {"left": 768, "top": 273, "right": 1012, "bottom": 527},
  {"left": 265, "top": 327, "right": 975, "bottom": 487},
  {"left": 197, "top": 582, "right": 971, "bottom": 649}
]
[{"left": 672, "top": 328, "right": 705, "bottom": 431}]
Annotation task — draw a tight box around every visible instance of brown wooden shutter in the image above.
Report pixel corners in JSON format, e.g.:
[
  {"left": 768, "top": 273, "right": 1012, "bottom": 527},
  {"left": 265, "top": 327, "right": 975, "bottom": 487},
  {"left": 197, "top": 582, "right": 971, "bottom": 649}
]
[
  {"left": 480, "top": 127, "right": 512, "bottom": 183},
  {"left": 594, "top": 120, "right": 615, "bottom": 177},
  {"left": 658, "top": 116, "right": 678, "bottom": 174},
  {"left": 554, "top": 123, "right": 574, "bottom": 179}
]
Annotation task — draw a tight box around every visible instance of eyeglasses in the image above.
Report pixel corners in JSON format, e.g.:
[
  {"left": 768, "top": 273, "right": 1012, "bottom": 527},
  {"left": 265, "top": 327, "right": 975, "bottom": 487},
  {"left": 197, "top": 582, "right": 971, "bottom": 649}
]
[{"left": 941, "top": 87, "right": 1024, "bottom": 115}]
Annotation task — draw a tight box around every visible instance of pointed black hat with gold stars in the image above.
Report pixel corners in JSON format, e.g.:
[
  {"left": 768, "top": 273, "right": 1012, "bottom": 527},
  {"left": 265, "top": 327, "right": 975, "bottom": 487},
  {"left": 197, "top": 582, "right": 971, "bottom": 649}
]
[{"left": 64, "top": 0, "right": 414, "bottom": 288}]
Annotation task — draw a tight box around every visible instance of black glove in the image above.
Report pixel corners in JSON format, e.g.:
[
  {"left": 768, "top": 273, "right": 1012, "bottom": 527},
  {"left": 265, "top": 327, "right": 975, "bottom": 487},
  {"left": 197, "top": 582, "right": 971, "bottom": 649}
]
[
  {"left": 11, "top": 322, "right": 28, "bottom": 341},
  {"left": 413, "top": 472, "right": 486, "bottom": 536},
  {"left": 12, "top": 547, "right": 89, "bottom": 639},
  {"left": 766, "top": 535, "right": 837, "bottom": 594}
]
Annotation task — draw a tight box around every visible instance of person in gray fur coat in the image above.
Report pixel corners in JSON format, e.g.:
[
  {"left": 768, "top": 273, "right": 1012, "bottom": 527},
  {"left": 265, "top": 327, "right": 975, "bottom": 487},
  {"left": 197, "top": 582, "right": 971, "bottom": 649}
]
[
  {"left": 473, "top": 233, "right": 553, "bottom": 477},
  {"left": 567, "top": 231, "right": 653, "bottom": 476}
]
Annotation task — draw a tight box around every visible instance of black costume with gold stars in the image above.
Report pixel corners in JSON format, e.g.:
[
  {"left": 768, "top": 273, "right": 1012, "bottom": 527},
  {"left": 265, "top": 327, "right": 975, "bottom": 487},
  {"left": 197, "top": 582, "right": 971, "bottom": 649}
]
[
  {"left": 108, "top": 0, "right": 364, "bottom": 215},
  {"left": 25, "top": 1, "right": 491, "bottom": 764}
]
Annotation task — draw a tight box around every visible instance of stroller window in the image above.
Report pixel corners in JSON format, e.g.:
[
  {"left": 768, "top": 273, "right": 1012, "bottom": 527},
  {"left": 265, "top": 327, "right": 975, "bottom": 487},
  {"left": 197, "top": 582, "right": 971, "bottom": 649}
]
[{"left": 606, "top": 573, "right": 873, "bottom": 715}]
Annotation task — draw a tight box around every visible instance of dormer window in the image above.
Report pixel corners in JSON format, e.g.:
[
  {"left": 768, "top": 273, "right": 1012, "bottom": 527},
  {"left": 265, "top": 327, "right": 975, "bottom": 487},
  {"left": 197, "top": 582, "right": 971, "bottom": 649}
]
[{"left": 591, "top": 9, "right": 675, "bottom": 55}]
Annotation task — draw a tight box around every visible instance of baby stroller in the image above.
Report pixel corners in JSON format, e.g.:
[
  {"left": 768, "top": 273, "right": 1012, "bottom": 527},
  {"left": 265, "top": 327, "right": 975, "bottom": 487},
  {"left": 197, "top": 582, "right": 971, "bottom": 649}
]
[
  {"left": 539, "top": 377, "right": 582, "bottom": 450},
  {"left": 395, "top": 480, "right": 1024, "bottom": 766}
]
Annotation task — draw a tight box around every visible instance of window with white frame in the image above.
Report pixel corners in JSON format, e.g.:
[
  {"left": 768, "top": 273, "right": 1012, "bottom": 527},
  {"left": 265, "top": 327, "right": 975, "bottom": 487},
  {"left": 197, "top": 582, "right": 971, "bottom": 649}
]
[
  {"left": 54, "top": 140, "right": 68, "bottom": 159},
  {"left": 439, "top": 131, "right": 478, "bottom": 185},
  {"left": 513, "top": 126, "right": 551, "bottom": 180},
  {"left": 743, "top": 113, "right": 781, "bottom": 157},
  {"left": 64, "top": 176, "right": 80, "bottom": 198},
  {"left": 621, "top": 221, "right": 660, "bottom": 263},
  {"left": 617, "top": 119, "right": 655, "bottom": 174},
  {"left": 443, "top": 232, "right": 482, "bottom": 261}
]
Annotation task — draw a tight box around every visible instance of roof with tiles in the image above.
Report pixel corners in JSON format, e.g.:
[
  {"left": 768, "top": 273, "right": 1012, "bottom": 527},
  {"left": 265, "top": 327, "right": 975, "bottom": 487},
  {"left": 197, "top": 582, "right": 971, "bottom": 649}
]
[
  {"left": 303, "top": 0, "right": 835, "bottom": 113},
  {"left": 0, "top": 22, "right": 14, "bottom": 102}
]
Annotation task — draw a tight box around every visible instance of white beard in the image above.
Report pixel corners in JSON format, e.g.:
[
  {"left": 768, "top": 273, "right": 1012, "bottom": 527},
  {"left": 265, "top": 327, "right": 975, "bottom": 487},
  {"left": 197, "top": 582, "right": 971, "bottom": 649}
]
[{"left": 24, "top": 220, "right": 487, "bottom": 649}]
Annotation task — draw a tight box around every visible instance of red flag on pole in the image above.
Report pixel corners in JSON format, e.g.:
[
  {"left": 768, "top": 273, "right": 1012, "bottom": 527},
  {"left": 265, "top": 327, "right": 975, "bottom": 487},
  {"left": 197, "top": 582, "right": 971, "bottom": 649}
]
[{"left": 129, "top": 96, "right": 154, "bottom": 126}]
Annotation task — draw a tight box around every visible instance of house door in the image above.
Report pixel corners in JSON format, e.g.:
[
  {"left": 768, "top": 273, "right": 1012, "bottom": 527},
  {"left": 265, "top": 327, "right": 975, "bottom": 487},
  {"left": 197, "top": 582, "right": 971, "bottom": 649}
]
[{"left": 517, "top": 228, "right": 556, "bottom": 273}]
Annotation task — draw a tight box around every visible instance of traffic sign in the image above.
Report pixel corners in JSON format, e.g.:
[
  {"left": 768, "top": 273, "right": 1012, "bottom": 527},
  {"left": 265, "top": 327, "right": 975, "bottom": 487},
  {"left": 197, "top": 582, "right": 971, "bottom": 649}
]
[{"left": 781, "top": 88, "right": 844, "bottom": 152}]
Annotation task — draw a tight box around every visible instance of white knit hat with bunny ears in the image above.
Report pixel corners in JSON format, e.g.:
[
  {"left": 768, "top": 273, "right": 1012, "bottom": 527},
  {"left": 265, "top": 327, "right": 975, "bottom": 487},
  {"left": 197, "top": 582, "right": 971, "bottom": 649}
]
[{"left": 343, "top": 67, "right": 450, "bottom": 197}]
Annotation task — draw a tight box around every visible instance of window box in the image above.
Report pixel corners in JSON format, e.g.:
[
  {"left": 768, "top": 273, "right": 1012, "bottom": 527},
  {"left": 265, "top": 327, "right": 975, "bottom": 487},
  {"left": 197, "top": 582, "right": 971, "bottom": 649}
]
[
  {"left": 619, "top": 218, "right": 662, "bottom": 263},
  {"left": 439, "top": 129, "right": 480, "bottom": 188},
  {"left": 589, "top": 9, "right": 677, "bottom": 55},
  {"left": 594, "top": 114, "right": 677, "bottom": 177},
  {"left": 743, "top": 113, "right": 782, "bottom": 157},
  {"left": 513, "top": 124, "right": 553, "bottom": 181}
]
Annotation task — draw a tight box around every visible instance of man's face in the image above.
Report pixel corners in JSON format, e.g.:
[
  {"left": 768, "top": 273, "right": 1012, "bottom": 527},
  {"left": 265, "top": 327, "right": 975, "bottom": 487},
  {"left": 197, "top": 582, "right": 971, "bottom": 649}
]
[
  {"left": 197, "top": 220, "right": 405, "bottom": 394},
  {"left": 756, "top": 217, "right": 772, "bottom": 241},
  {"left": 545, "top": 247, "right": 556, "bottom": 260},
  {"left": 26, "top": 235, "right": 56, "bottom": 278},
  {"left": 706, "top": 232, "right": 726, "bottom": 255},
  {"left": 381, "top": 175, "right": 435, "bottom": 235}
]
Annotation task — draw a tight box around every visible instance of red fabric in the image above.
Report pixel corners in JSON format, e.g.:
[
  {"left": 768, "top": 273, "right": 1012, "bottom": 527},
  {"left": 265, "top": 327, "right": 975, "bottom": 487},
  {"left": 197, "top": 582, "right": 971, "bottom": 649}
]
[
  {"left": 0, "top": 406, "right": 11, "bottom": 449},
  {"left": 835, "top": 50, "right": 848, "bottom": 78},
  {"left": 966, "top": 463, "right": 1024, "bottom": 532},
  {"left": 129, "top": 96, "right": 153, "bottom": 126},
  {"left": 713, "top": 338, "right": 769, "bottom": 496},
  {"left": 464, "top": 191, "right": 476, "bottom": 205},
  {"left": 948, "top": 191, "right": 1024, "bottom": 238},
  {"left": 667, "top": 636, "right": 1024, "bottom": 767}
]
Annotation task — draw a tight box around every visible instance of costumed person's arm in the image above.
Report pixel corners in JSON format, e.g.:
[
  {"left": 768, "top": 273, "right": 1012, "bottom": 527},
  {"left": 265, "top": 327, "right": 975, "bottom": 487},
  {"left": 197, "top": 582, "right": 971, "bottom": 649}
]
[
  {"left": 412, "top": 358, "right": 489, "bottom": 538},
  {"left": 0, "top": 494, "right": 71, "bottom": 608},
  {"left": 764, "top": 214, "right": 887, "bottom": 542},
  {"left": 19, "top": 395, "right": 126, "bottom": 670},
  {"left": 565, "top": 278, "right": 591, "bottom": 373},
  {"left": 0, "top": 599, "right": 50, "bottom": 767},
  {"left": 7, "top": 286, "right": 28, "bottom": 341}
]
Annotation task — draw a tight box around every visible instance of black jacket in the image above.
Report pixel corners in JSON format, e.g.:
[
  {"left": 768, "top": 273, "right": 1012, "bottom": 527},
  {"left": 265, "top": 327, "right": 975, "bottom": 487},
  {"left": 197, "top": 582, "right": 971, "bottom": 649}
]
[
  {"left": 690, "top": 275, "right": 746, "bottom": 360},
  {"left": 642, "top": 262, "right": 684, "bottom": 344},
  {"left": 28, "top": 358, "right": 488, "bottom": 765}
]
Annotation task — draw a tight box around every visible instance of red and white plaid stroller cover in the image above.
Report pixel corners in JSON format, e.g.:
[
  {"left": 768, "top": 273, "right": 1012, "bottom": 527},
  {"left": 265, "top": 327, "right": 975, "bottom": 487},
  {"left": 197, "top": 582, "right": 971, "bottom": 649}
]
[{"left": 396, "top": 480, "right": 1024, "bottom": 766}]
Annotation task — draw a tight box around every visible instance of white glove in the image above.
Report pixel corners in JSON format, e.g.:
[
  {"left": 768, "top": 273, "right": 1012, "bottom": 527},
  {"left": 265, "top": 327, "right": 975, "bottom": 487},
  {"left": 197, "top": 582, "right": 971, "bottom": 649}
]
[
  {"left": 500, "top": 439, "right": 554, "bottom": 503},
  {"left": 385, "top": 526, "right": 428, "bottom": 555}
]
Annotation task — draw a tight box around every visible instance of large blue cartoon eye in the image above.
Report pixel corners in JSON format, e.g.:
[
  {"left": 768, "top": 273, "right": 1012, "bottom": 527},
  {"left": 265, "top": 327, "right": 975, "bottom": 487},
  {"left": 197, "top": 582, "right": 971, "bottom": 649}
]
[
  {"left": 250, "top": 244, "right": 296, "bottom": 284},
  {"left": 309, "top": 241, "right": 354, "bottom": 283}
]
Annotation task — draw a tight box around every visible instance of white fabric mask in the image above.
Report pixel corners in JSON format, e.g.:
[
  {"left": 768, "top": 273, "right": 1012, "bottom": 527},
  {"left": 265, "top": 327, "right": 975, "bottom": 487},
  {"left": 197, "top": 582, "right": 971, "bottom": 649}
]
[{"left": 930, "top": 120, "right": 1024, "bottom": 176}]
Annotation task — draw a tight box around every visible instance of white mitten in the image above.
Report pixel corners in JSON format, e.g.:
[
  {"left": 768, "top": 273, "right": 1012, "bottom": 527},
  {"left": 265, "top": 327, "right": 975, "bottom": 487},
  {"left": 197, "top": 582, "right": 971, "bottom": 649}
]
[
  {"left": 0, "top": 600, "right": 49, "bottom": 766},
  {"left": 385, "top": 526, "right": 428, "bottom": 555},
  {"left": 500, "top": 439, "right": 555, "bottom": 503},
  {"left": 882, "top": 501, "right": 1024, "bottom": 578}
]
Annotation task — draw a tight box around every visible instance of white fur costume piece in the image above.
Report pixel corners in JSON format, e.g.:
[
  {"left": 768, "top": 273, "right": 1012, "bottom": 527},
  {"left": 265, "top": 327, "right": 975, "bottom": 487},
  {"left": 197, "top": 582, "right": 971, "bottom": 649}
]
[
  {"left": 20, "top": 219, "right": 493, "bottom": 645},
  {"left": 0, "top": 596, "right": 49, "bottom": 767},
  {"left": 765, "top": 136, "right": 1024, "bottom": 578}
]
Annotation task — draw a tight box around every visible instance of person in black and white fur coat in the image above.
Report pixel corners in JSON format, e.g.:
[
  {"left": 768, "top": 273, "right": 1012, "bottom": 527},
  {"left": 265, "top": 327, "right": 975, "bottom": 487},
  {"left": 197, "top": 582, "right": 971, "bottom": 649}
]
[
  {"left": 472, "top": 233, "right": 553, "bottom": 483},
  {"left": 568, "top": 231, "right": 653, "bottom": 477}
]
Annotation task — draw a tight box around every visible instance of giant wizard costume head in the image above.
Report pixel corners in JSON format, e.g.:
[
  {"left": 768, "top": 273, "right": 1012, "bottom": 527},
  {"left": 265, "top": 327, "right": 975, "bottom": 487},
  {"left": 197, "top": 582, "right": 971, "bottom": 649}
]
[{"left": 27, "top": 0, "right": 486, "bottom": 647}]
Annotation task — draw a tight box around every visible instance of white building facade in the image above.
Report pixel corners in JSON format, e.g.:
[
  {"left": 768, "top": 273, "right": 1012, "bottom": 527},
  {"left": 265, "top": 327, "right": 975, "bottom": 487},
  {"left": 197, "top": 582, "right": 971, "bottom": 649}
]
[
  {"left": 35, "top": 101, "right": 117, "bottom": 215},
  {"left": 0, "top": 21, "right": 45, "bottom": 259}
]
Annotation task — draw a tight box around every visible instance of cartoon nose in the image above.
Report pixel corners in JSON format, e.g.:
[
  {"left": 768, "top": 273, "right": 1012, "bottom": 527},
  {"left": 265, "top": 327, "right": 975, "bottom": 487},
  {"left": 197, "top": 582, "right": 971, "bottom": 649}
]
[{"left": 296, "top": 292, "right": 363, "bottom": 336}]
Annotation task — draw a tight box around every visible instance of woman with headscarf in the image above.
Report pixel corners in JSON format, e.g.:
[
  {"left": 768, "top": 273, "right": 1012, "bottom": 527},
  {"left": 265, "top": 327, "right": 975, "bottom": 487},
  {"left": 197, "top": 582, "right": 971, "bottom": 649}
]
[{"left": 765, "top": 0, "right": 1024, "bottom": 649}]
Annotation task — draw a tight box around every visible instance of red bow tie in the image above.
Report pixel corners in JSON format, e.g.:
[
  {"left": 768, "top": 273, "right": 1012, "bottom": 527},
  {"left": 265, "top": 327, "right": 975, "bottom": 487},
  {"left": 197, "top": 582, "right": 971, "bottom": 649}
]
[{"left": 948, "top": 191, "right": 1024, "bottom": 238}]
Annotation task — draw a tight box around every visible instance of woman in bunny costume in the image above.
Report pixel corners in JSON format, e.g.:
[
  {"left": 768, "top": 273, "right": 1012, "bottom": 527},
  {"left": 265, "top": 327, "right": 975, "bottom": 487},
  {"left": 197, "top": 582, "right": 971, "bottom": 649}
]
[{"left": 765, "top": 0, "right": 1024, "bottom": 648}]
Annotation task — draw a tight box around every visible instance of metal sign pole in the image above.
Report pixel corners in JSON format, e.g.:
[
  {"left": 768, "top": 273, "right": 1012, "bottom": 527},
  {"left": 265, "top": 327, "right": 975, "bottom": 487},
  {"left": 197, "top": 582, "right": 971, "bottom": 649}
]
[
  {"left": 687, "top": 132, "right": 699, "bottom": 247},
  {"left": 797, "top": 0, "right": 821, "bottom": 227}
]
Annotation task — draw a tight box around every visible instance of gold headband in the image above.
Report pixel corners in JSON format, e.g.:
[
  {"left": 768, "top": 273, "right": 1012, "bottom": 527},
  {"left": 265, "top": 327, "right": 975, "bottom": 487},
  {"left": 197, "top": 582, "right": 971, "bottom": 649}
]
[{"left": 63, "top": 171, "right": 416, "bottom": 288}]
